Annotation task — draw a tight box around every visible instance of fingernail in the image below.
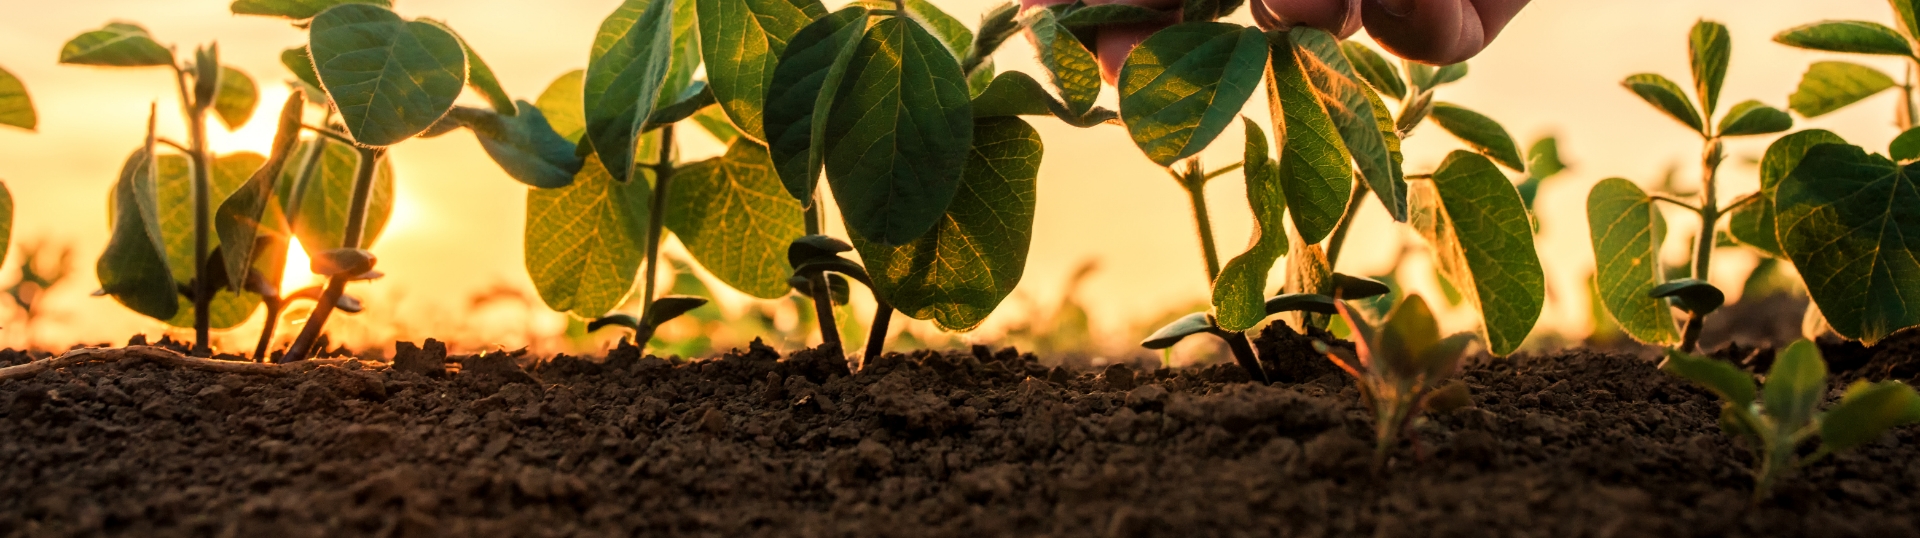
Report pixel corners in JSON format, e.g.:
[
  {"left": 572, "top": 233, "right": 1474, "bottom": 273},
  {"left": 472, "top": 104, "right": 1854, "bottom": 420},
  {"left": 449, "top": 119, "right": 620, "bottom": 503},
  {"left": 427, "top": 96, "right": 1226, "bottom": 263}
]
[{"left": 1375, "top": 0, "right": 1413, "bottom": 17}]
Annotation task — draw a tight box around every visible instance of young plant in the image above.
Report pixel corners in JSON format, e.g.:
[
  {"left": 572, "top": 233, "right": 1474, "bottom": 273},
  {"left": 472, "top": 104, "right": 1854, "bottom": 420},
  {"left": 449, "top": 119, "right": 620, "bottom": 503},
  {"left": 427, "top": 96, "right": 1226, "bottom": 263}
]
[
  {"left": 1313, "top": 295, "right": 1474, "bottom": 461},
  {"left": 1662, "top": 340, "right": 1920, "bottom": 499},
  {"left": 1773, "top": 2, "right": 1920, "bottom": 128},
  {"left": 1587, "top": 20, "right": 1795, "bottom": 352},
  {"left": 0, "top": 63, "right": 28, "bottom": 276},
  {"left": 59, "top": 23, "right": 265, "bottom": 355}
]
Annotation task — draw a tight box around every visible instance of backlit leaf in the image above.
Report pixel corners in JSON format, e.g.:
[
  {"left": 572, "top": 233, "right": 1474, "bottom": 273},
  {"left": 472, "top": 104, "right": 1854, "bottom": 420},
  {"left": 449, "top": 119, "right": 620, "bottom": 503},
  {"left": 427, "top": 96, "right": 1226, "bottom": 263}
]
[
  {"left": 691, "top": 105, "right": 743, "bottom": 144},
  {"left": 535, "top": 69, "right": 587, "bottom": 143},
  {"left": 309, "top": 4, "right": 467, "bottom": 146},
  {"left": 1716, "top": 100, "right": 1792, "bottom": 137},
  {"left": 1429, "top": 102, "right": 1524, "bottom": 172},
  {"left": 1118, "top": 22, "right": 1267, "bottom": 167},
  {"left": 666, "top": 139, "right": 806, "bottom": 299},
  {"left": 215, "top": 92, "right": 303, "bottom": 292},
  {"left": 157, "top": 152, "right": 265, "bottom": 328},
  {"left": 1774, "top": 20, "right": 1913, "bottom": 56},
  {"left": 420, "top": 19, "right": 515, "bottom": 116},
  {"left": 1291, "top": 28, "right": 1405, "bottom": 221},
  {"left": 583, "top": 0, "right": 675, "bottom": 181},
  {"left": 231, "top": 0, "right": 389, "bottom": 19},
  {"left": 1265, "top": 34, "right": 1351, "bottom": 244},
  {"left": 447, "top": 102, "right": 584, "bottom": 189},
  {"left": 1022, "top": 8, "right": 1100, "bottom": 117},
  {"left": 0, "top": 65, "right": 35, "bottom": 131},
  {"left": 1058, "top": 3, "right": 1167, "bottom": 28},
  {"left": 100, "top": 143, "right": 178, "bottom": 320},
  {"left": 1762, "top": 339, "right": 1827, "bottom": 432},
  {"left": 970, "top": 70, "right": 1118, "bottom": 127},
  {"left": 1661, "top": 349, "right": 1755, "bottom": 407},
  {"left": 1623, "top": 73, "right": 1703, "bottom": 133},
  {"left": 765, "top": 6, "right": 869, "bottom": 203},
  {"left": 1821, "top": 380, "right": 1920, "bottom": 452},
  {"left": 1788, "top": 61, "right": 1896, "bottom": 118},
  {"left": 525, "top": 154, "right": 649, "bottom": 318},
  {"left": 1587, "top": 177, "right": 1679, "bottom": 344},
  {"left": 213, "top": 66, "right": 257, "bottom": 130},
  {"left": 59, "top": 22, "right": 174, "bottom": 67},
  {"left": 1729, "top": 129, "right": 1844, "bottom": 258},
  {"left": 1340, "top": 41, "right": 1404, "bottom": 100},
  {"left": 1412, "top": 152, "right": 1546, "bottom": 355},
  {"left": 1893, "top": 127, "right": 1920, "bottom": 162},
  {"left": 1213, "top": 118, "right": 1288, "bottom": 332},
  {"left": 696, "top": 0, "right": 825, "bottom": 143},
  {"left": 275, "top": 141, "right": 395, "bottom": 257},
  {"left": 1689, "top": 20, "right": 1730, "bottom": 117},
  {"left": 1897, "top": 0, "right": 1920, "bottom": 42},
  {"left": 281, "top": 47, "right": 329, "bottom": 106},
  {"left": 1775, "top": 143, "right": 1920, "bottom": 344}
]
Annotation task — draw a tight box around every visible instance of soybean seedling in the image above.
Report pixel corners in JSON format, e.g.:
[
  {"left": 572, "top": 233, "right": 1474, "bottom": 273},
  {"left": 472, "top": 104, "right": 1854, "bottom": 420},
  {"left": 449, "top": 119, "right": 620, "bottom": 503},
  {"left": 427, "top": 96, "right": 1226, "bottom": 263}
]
[
  {"left": 1314, "top": 295, "right": 1474, "bottom": 463},
  {"left": 1662, "top": 340, "right": 1920, "bottom": 500},
  {"left": 1588, "top": 20, "right": 1795, "bottom": 353}
]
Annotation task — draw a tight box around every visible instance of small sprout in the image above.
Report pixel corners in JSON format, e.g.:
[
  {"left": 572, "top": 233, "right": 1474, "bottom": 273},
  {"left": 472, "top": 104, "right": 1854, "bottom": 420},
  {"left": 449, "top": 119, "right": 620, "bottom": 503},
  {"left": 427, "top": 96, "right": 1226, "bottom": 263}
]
[
  {"left": 587, "top": 295, "right": 709, "bottom": 336},
  {"left": 1314, "top": 294, "right": 1477, "bottom": 462},
  {"left": 1662, "top": 340, "right": 1920, "bottom": 500}
]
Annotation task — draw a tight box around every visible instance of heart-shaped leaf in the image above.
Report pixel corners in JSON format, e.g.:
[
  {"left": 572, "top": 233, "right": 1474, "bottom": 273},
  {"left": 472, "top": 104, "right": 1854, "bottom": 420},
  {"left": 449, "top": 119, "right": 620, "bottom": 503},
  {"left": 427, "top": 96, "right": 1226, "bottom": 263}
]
[
  {"left": 418, "top": 19, "right": 514, "bottom": 116},
  {"left": 1689, "top": 20, "right": 1730, "bottom": 117},
  {"left": 1775, "top": 20, "right": 1914, "bottom": 56},
  {"left": 695, "top": 0, "right": 825, "bottom": 143},
  {"left": 0, "top": 65, "right": 35, "bottom": 131},
  {"left": 231, "top": 0, "right": 390, "bottom": 19},
  {"left": 1788, "top": 61, "right": 1896, "bottom": 118},
  {"left": 525, "top": 154, "right": 649, "bottom": 318},
  {"left": 1650, "top": 278, "right": 1725, "bottom": 315},
  {"left": 582, "top": 0, "right": 675, "bottom": 182},
  {"left": 1776, "top": 143, "right": 1920, "bottom": 344},
  {"left": 1728, "top": 129, "right": 1845, "bottom": 258},
  {"left": 822, "top": 16, "right": 974, "bottom": 246},
  {"left": 276, "top": 141, "right": 395, "bottom": 257},
  {"left": 1429, "top": 102, "right": 1524, "bottom": 172},
  {"left": 1623, "top": 73, "right": 1703, "bottom": 134},
  {"left": 1118, "top": 22, "right": 1267, "bottom": 167},
  {"left": 1411, "top": 152, "right": 1545, "bottom": 355},
  {"left": 765, "top": 6, "right": 870, "bottom": 203},
  {"left": 1266, "top": 33, "right": 1351, "bottom": 244},
  {"left": 1022, "top": 8, "right": 1100, "bottom": 117},
  {"left": 1291, "top": 28, "right": 1406, "bottom": 222},
  {"left": 1213, "top": 118, "right": 1287, "bottom": 332},
  {"left": 309, "top": 4, "right": 467, "bottom": 146},
  {"left": 1716, "top": 100, "right": 1792, "bottom": 137},
  {"left": 59, "top": 22, "right": 174, "bottom": 67},
  {"left": 447, "top": 102, "right": 584, "bottom": 188},
  {"left": 1587, "top": 177, "right": 1679, "bottom": 345},
  {"left": 1762, "top": 339, "right": 1827, "bottom": 433},
  {"left": 853, "top": 116, "right": 1042, "bottom": 331},
  {"left": 1340, "top": 41, "right": 1405, "bottom": 100},
  {"left": 666, "top": 139, "right": 807, "bottom": 299}
]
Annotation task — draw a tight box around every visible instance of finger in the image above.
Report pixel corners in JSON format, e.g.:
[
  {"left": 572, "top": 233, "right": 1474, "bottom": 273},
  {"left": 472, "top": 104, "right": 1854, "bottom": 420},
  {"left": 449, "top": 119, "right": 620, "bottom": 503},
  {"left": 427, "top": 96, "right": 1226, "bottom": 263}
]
[
  {"left": 1259, "top": 0, "right": 1362, "bottom": 37},
  {"left": 1085, "top": 0, "right": 1182, "bottom": 8},
  {"left": 1361, "top": 0, "right": 1529, "bottom": 65}
]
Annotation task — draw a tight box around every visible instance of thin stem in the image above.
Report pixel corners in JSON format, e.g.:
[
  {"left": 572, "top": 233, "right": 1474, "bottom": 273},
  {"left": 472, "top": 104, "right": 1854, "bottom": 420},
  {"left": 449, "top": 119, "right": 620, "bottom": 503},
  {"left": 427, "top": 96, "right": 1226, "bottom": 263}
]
[
  {"left": 283, "top": 111, "right": 335, "bottom": 224},
  {"left": 1201, "top": 161, "right": 1246, "bottom": 181},
  {"left": 1718, "top": 193, "right": 1760, "bottom": 216},
  {"left": 251, "top": 300, "right": 282, "bottom": 363},
  {"left": 1324, "top": 179, "right": 1373, "bottom": 271},
  {"left": 302, "top": 124, "right": 356, "bottom": 145},
  {"left": 180, "top": 66, "right": 215, "bottom": 356},
  {"left": 1186, "top": 182, "right": 1222, "bottom": 284},
  {"left": 636, "top": 126, "right": 677, "bottom": 344},
  {"left": 1220, "top": 331, "right": 1269, "bottom": 384},
  {"left": 810, "top": 274, "right": 843, "bottom": 354},
  {"left": 1682, "top": 139, "right": 1724, "bottom": 353},
  {"left": 1650, "top": 194, "right": 1701, "bottom": 213},
  {"left": 1903, "top": 63, "right": 1917, "bottom": 130},
  {"left": 864, "top": 303, "right": 893, "bottom": 362},
  {"left": 282, "top": 146, "right": 384, "bottom": 362},
  {"left": 156, "top": 138, "right": 197, "bottom": 157}
]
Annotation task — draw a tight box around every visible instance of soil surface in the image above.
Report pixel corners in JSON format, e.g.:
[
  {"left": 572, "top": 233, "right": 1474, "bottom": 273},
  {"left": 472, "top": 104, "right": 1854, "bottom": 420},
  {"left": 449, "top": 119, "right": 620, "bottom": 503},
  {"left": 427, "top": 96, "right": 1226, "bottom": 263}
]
[{"left": 4, "top": 324, "right": 1920, "bottom": 537}]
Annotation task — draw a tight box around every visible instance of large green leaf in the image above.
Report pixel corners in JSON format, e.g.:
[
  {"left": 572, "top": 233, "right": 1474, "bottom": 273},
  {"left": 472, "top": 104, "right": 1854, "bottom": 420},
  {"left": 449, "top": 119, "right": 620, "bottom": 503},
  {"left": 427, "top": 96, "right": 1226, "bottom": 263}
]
[
  {"left": 280, "top": 47, "right": 329, "bottom": 107},
  {"left": 1587, "top": 177, "right": 1679, "bottom": 344},
  {"left": 1212, "top": 119, "right": 1287, "bottom": 332},
  {"left": 765, "top": 6, "right": 869, "bottom": 203},
  {"left": 419, "top": 19, "right": 515, "bottom": 116},
  {"left": 659, "top": 0, "right": 702, "bottom": 113},
  {"left": 1290, "top": 28, "right": 1405, "bottom": 221},
  {"left": 447, "top": 102, "right": 584, "bottom": 188},
  {"left": 1411, "top": 152, "right": 1545, "bottom": 355},
  {"left": 276, "top": 141, "right": 395, "bottom": 257},
  {"left": 1789, "top": 61, "right": 1896, "bottom": 118},
  {"left": 822, "top": 16, "right": 974, "bottom": 246},
  {"left": 1429, "top": 102, "right": 1524, "bottom": 172},
  {"left": 1689, "top": 20, "right": 1731, "bottom": 118},
  {"left": 215, "top": 92, "right": 303, "bottom": 292},
  {"left": 1623, "top": 73, "right": 1703, "bottom": 133},
  {"left": 1729, "top": 130, "right": 1845, "bottom": 258},
  {"left": 1265, "top": 33, "right": 1350, "bottom": 244},
  {"left": 231, "top": 0, "right": 390, "bottom": 19},
  {"left": 1117, "top": 22, "right": 1267, "bottom": 167},
  {"left": 536, "top": 70, "right": 587, "bottom": 143},
  {"left": 665, "top": 139, "right": 806, "bottom": 299},
  {"left": 309, "top": 4, "right": 467, "bottom": 146},
  {"left": 525, "top": 154, "right": 649, "bottom": 318},
  {"left": 902, "top": 0, "right": 972, "bottom": 61},
  {"left": 1776, "top": 143, "right": 1920, "bottom": 344},
  {"left": 59, "top": 22, "right": 174, "bottom": 67},
  {"left": 1022, "top": 8, "right": 1100, "bottom": 117},
  {"left": 969, "top": 70, "right": 1118, "bottom": 127},
  {"left": 1716, "top": 100, "right": 1792, "bottom": 137},
  {"left": 854, "top": 117, "right": 1042, "bottom": 330},
  {"left": 1763, "top": 339, "right": 1827, "bottom": 433},
  {"left": 156, "top": 153, "right": 264, "bottom": 328},
  {"left": 1898, "top": 0, "right": 1920, "bottom": 41},
  {"left": 0, "top": 65, "right": 34, "bottom": 131},
  {"left": 1821, "top": 380, "right": 1920, "bottom": 451},
  {"left": 100, "top": 147, "right": 178, "bottom": 321},
  {"left": 1774, "top": 20, "right": 1914, "bottom": 56},
  {"left": 1340, "top": 41, "right": 1404, "bottom": 101},
  {"left": 582, "top": 0, "right": 675, "bottom": 182},
  {"left": 696, "top": 0, "right": 826, "bottom": 143},
  {"left": 212, "top": 66, "right": 257, "bottom": 130}
]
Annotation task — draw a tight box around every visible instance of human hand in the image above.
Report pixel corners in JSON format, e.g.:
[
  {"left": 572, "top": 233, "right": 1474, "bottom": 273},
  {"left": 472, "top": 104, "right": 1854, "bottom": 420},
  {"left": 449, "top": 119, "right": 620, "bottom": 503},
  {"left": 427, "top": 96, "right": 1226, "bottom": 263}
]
[{"left": 1021, "top": 0, "right": 1531, "bottom": 84}]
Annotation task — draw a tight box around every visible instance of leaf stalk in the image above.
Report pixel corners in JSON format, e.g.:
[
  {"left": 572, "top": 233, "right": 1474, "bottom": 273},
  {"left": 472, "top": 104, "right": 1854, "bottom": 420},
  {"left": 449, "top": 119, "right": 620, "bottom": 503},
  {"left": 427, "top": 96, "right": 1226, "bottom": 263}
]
[{"left": 282, "top": 145, "right": 384, "bottom": 362}]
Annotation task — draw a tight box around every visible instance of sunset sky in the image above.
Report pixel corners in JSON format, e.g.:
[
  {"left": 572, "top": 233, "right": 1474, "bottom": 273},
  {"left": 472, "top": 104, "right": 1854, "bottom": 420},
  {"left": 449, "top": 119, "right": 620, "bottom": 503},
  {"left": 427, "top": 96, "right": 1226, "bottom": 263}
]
[{"left": 0, "top": 0, "right": 1905, "bottom": 358}]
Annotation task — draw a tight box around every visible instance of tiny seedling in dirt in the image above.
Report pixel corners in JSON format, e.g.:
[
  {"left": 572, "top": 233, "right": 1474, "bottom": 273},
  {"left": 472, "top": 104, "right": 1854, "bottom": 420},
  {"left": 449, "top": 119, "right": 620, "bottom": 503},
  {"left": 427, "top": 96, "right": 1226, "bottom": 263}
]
[
  {"left": 1662, "top": 340, "right": 1920, "bottom": 500},
  {"left": 1313, "top": 294, "right": 1475, "bottom": 463}
]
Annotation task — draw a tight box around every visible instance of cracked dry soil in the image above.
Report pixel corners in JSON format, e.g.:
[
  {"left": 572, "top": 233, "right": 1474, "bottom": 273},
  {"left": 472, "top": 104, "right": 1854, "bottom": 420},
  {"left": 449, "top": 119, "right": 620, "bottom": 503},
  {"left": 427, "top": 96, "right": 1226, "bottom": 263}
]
[{"left": 4, "top": 323, "right": 1920, "bottom": 538}]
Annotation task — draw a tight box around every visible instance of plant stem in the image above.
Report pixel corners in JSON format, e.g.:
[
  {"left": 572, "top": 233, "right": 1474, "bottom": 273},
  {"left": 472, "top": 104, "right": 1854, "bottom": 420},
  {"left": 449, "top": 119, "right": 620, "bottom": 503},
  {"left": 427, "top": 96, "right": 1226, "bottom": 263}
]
[
  {"left": 171, "top": 64, "right": 215, "bottom": 356},
  {"left": 636, "top": 126, "right": 677, "bottom": 345},
  {"left": 810, "top": 275, "right": 843, "bottom": 354},
  {"left": 1324, "top": 179, "right": 1372, "bottom": 272},
  {"left": 1221, "top": 331, "right": 1269, "bottom": 384},
  {"left": 864, "top": 303, "right": 893, "bottom": 362},
  {"left": 1682, "top": 139, "right": 1724, "bottom": 353},
  {"left": 251, "top": 122, "right": 332, "bottom": 362},
  {"left": 282, "top": 146, "right": 384, "bottom": 362},
  {"left": 1181, "top": 168, "right": 1222, "bottom": 283},
  {"left": 1903, "top": 63, "right": 1917, "bottom": 131}
]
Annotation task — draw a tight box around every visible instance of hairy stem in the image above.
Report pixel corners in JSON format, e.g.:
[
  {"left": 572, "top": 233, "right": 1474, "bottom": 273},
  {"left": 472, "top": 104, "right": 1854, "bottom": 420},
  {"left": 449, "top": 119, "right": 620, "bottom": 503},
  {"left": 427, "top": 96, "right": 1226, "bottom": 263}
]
[
  {"left": 636, "top": 126, "right": 678, "bottom": 346},
  {"left": 282, "top": 146, "right": 383, "bottom": 362},
  {"left": 1683, "top": 139, "right": 1723, "bottom": 353}
]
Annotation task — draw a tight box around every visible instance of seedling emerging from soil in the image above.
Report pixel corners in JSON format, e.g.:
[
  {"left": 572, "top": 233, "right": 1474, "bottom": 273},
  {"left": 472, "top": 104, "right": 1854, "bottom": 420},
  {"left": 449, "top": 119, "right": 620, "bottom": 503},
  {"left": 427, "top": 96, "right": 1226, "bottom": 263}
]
[
  {"left": 1662, "top": 340, "right": 1920, "bottom": 499},
  {"left": 1314, "top": 295, "right": 1474, "bottom": 462}
]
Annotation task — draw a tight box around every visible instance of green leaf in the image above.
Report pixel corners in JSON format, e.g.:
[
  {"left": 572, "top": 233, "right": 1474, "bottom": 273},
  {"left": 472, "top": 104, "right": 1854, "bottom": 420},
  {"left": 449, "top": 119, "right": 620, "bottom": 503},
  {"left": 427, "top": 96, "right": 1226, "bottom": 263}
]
[
  {"left": 1894, "top": 127, "right": 1920, "bottom": 162},
  {"left": 853, "top": 117, "right": 1042, "bottom": 330},
  {"left": 419, "top": 19, "right": 515, "bottom": 116},
  {"left": 211, "top": 66, "right": 257, "bottom": 130},
  {"left": 1265, "top": 34, "right": 1351, "bottom": 244},
  {"left": 1661, "top": 349, "right": 1755, "bottom": 408},
  {"left": 1774, "top": 20, "right": 1914, "bottom": 56},
  {"left": 1527, "top": 137, "right": 1565, "bottom": 180},
  {"left": 823, "top": 16, "right": 974, "bottom": 246},
  {"left": 1142, "top": 312, "right": 1216, "bottom": 349},
  {"left": 1429, "top": 102, "right": 1524, "bottom": 172},
  {"left": 665, "top": 139, "right": 806, "bottom": 299},
  {"left": 1729, "top": 129, "right": 1845, "bottom": 258},
  {"left": 902, "top": 0, "right": 972, "bottom": 61},
  {"left": 1375, "top": 294, "right": 1444, "bottom": 381},
  {"left": 691, "top": 105, "right": 742, "bottom": 144},
  {"left": 1340, "top": 41, "right": 1405, "bottom": 101},
  {"left": 1776, "top": 143, "right": 1920, "bottom": 344},
  {"left": 1213, "top": 119, "right": 1287, "bottom": 332},
  {"left": 1118, "top": 22, "right": 1267, "bottom": 167},
  {"left": 525, "top": 154, "right": 649, "bottom": 318},
  {"left": 1716, "top": 100, "right": 1792, "bottom": 137},
  {"left": 1410, "top": 152, "right": 1545, "bottom": 355},
  {"left": 659, "top": 0, "right": 703, "bottom": 114},
  {"left": 447, "top": 102, "right": 585, "bottom": 189},
  {"left": 59, "top": 22, "right": 174, "bottom": 67},
  {"left": 276, "top": 141, "right": 395, "bottom": 257},
  {"left": 535, "top": 69, "right": 587, "bottom": 143},
  {"left": 155, "top": 152, "right": 266, "bottom": 328},
  {"left": 1022, "top": 9, "right": 1100, "bottom": 117},
  {"left": 765, "top": 6, "right": 869, "bottom": 203},
  {"left": 0, "top": 65, "right": 35, "bottom": 131},
  {"left": 1291, "top": 28, "right": 1406, "bottom": 222},
  {"left": 970, "top": 70, "right": 1118, "bottom": 127},
  {"left": 1587, "top": 177, "right": 1679, "bottom": 344},
  {"left": 1897, "top": 0, "right": 1920, "bottom": 41},
  {"left": 1058, "top": 3, "right": 1168, "bottom": 28},
  {"left": 309, "top": 4, "right": 467, "bottom": 146},
  {"left": 215, "top": 92, "right": 304, "bottom": 292},
  {"left": 1689, "top": 20, "right": 1731, "bottom": 117},
  {"left": 1789, "top": 61, "right": 1896, "bottom": 118},
  {"left": 231, "top": 0, "right": 389, "bottom": 19},
  {"left": 695, "top": 0, "right": 824, "bottom": 143},
  {"left": 1821, "top": 380, "right": 1920, "bottom": 452},
  {"left": 1762, "top": 339, "right": 1827, "bottom": 433},
  {"left": 1650, "top": 278, "right": 1725, "bottom": 315},
  {"left": 1623, "top": 73, "right": 1704, "bottom": 133},
  {"left": 280, "top": 47, "right": 328, "bottom": 106},
  {"left": 1432, "top": 62, "right": 1468, "bottom": 86},
  {"left": 100, "top": 141, "right": 178, "bottom": 320},
  {"left": 583, "top": 0, "right": 676, "bottom": 182}
]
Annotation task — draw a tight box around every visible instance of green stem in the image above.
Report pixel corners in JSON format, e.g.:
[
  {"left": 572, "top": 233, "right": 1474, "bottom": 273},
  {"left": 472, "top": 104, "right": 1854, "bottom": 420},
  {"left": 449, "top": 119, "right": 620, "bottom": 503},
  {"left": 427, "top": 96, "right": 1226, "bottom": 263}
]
[
  {"left": 636, "top": 125, "right": 677, "bottom": 345},
  {"left": 1182, "top": 171, "right": 1222, "bottom": 283},
  {"left": 172, "top": 64, "right": 215, "bottom": 356},
  {"left": 864, "top": 303, "right": 893, "bottom": 362},
  {"left": 282, "top": 146, "right": 383, "bottom": 362},
  {"left": 1220, "top": 331, "right": 1269, "bottom": 384},
  {"left": 253, "top": 110, "right": 333, "bottom": 362},
  {"left": 1683, "top": 139, "right": 1723, "bottom": 353},
  {"left": 810, "top": 274, "right": 843, "bottom": 354},
  {"left": 1324, "top": 179, "right": 1372, "bottom": 272},
  {"left": 1904, "top": 63, "right": 1917, "bottom": 130}
]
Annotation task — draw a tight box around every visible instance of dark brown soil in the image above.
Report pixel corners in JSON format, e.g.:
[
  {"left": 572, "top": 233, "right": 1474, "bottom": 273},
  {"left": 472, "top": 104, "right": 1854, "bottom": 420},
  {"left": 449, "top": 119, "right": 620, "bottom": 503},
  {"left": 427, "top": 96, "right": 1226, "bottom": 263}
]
[{"left": 4, "top": 327, "right": 1920, "bottom": 537}]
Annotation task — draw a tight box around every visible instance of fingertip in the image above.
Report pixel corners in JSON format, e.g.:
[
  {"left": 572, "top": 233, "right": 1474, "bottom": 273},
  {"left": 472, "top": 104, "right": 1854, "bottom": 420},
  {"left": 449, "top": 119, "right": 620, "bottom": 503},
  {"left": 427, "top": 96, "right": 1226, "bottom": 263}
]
[{"left": 1362, "top": 0, "right": 1479, "bottom": 64}]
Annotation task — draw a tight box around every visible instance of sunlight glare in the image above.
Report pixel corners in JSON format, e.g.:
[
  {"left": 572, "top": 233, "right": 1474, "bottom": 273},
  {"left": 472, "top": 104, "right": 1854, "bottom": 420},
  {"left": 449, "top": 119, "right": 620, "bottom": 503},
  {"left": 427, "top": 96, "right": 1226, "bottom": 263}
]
[{"left": 281, "top": 235, "right": 317, "bottom": 294}]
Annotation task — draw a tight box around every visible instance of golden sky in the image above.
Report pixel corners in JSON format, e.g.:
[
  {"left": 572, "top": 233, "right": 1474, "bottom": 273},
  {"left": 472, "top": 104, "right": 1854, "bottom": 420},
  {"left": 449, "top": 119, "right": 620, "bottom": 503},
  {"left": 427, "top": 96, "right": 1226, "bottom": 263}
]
[{"left": 0, "top": 0, "right": 1905, "bottom": 357}]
